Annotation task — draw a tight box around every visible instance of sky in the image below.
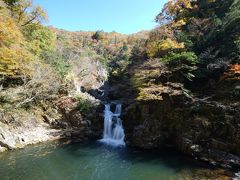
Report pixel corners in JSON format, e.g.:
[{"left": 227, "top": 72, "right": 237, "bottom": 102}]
[{"left": 34, "top": 0, "right": 167, "bottom": 34}]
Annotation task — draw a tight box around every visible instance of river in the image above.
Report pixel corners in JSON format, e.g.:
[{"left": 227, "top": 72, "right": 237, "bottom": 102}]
[{"left": 0, "top": 140, "right": 228, "bottom": 180}]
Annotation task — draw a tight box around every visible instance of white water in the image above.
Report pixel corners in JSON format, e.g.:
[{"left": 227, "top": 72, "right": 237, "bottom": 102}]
[{"left": 99, "top": 104, "right": 125, "bottom": 146}]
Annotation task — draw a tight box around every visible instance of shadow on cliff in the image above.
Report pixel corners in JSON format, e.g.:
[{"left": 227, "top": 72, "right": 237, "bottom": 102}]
[{"left": 86, "top": 52, "right": 240, "bottom": 170}]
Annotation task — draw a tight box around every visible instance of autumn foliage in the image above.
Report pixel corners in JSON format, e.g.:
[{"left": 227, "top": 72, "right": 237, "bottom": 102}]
[{"left": 0, "top": 6, "right": 33, "bottom": 76}]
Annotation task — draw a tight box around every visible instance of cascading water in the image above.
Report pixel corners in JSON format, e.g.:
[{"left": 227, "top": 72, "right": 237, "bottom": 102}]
[{"left": 99, "top": 104, "right": 125, "bottom": 146}]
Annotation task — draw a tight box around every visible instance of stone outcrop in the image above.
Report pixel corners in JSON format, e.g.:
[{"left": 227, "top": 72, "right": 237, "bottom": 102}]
[
  {"left": 0, "top": 92, "right": 103, "bottom": 152},
  {"left": 123, "top": 97, "right": 240, "bottom": 169},
  {"left": 0, "top": 110, "right": 62, "bottom": 151},
  {"left": 110, "top": 58, "right": 240, "bottom": 169},
  {"left": 54, "top": 94, "right": 103, "bottom": 140}
]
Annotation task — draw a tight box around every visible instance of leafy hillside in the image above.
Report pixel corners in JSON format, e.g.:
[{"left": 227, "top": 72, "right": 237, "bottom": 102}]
[
  {"left": 0, "top": 0, "right": 149, "bottom": 107},
  {"left": 0, "top": 0, "right": 240, "bottom": 171}
]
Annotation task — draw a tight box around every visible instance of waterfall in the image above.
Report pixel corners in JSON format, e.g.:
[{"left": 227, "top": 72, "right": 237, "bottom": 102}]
[{"left": 99, "top": 104, "right": 125, "bottom": 146}]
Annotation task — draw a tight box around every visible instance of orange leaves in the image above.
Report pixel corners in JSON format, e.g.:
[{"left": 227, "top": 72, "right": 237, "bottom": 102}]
[
  {"left": 220, "top": 64, "right": 240, "bottom": 81},
  {"left": 228, "top": 64, "right": 240, "bottom": 74}
]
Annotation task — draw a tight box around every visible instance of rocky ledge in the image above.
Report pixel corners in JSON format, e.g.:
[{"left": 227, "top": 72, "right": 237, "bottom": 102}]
[
  {"left": 0, "top": 111, "right": 62, "bottom": 152},
  {"left": 0, "top": 92, "right": 103, "bottom": 152}
]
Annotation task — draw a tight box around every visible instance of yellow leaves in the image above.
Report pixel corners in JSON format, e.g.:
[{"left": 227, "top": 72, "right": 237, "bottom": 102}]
[
  {"left": 146, "top": 41, "right": 157, "bottom": 58},
  {"left": 146, "top": 24, "right": 186, "bottom": 58},
  {"left": 0, "top": 14, "right": 23, "bottom": 46},
  {"left": 0, "top": 45, "right": 33, "bottom": 76},
  {"left": 0, "top": 47, "right": 19, "bottom": 75},
  {"left": 146, "top": 38, "right": 185, "bottom": 58},
  {"left": 166, "top": 0, "right": 193, "bottom": 16},
  {"left": 0, "top": 5, "right": 33, "bottom": 77},
  {"left": 161, "top": 38, "right": 185, "bottom": 50},
  {"left": 156, "top": 0, "right": 193, "bottom": 26},
  {"left": 184, "top": 0, "right": 192, "bottom": 9},
  {"left": 175, "top": 0, "right": 193, "bottom": 10},
  {"left": 174, "top": 19, "right": 187, "bottom": 27}
]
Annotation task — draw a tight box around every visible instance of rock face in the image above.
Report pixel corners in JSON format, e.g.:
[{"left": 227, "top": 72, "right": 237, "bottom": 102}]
[
  {"left": 54, "top": 95, "right": 103, "bottom": 140},
  {"left": 0, "top": 93, "right": 103, "bottom": 152},
  {"left": 124, "top": 97, "right": 240, "bottom": 169},
  {"left": 110, "top": 59, "right": 240, "bottom": 169},
  {"left": 0, "top": 110, "right": 62, "bottom": 151}
]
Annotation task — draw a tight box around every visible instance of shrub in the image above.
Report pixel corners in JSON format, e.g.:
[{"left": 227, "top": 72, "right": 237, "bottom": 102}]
[
  {"left": 16, "top": 62, "right": 61, "bottom": 107},
  {"left": 23, "top": 25, "right": 56, "bottom": 57},
  {"left": 160, "top": 51, "right": 198, "bottom": 64},
  {"left": 0, "top": 94, "right": 11, "bottom": 104},
  {"left": 76, "top": 96, "right": 94, "bottom": 112},
  {"left": 41, "top": 50, "right": 72, "bottom": 79},
  {"left": 161, "top": 52, "right": 198, "bottom": 82}
]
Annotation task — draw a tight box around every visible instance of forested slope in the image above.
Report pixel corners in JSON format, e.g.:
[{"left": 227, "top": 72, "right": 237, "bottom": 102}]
[{"left": 0, "top": 0, "right": 240, "bottom": 171}]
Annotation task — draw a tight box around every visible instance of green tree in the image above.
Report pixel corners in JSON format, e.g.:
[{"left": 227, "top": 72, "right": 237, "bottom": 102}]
[
  {"left": 23, "top": 24, "right": 56, "bottom": 57},
  {"left": 92, "top": 30, "right": 104, "bottom": 41}
]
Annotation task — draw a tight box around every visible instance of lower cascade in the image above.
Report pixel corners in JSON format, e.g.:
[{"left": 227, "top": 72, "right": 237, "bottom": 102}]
[{"left": 99, "top": 104, "right": 125, "bottom": 146}]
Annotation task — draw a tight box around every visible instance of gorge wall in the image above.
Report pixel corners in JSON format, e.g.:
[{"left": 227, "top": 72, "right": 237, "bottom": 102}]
[{"left": 109, "top": 58, "right": 240, "bottom": 169}]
